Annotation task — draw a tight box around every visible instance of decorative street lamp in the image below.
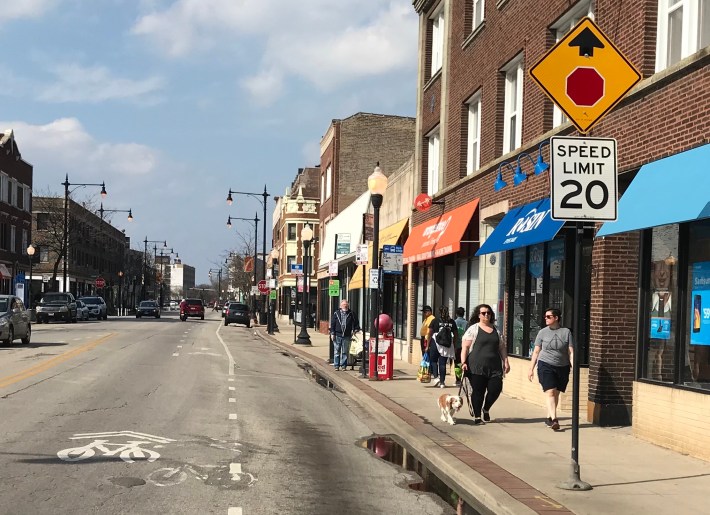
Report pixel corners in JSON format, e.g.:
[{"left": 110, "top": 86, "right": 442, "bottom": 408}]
[
  {"left": 227, "top": 214, "right": 260, "bottom": 323},
  {"left": 27, "top": 244, "right": 35, "bottom": 315},
  {"left": 368, "top": 162, "right": 388, "bottom": 379},
  {"left": 143, "top": 237, "right": 166, "bottom": 301},
  {"left": 117, "top": 270, "right": 124, "bottom": 316},
  {"left": 295, "top": 224, "right": 313, "bottom": 345},
  {"left": 62, "top": 174, "right": 107, "bottom": 293},
  {"left": 227, "top": 186, "right": 270, "bottom": 324},
  {"left": 268, "top": 247, "right": 280, "bottom": 335}
]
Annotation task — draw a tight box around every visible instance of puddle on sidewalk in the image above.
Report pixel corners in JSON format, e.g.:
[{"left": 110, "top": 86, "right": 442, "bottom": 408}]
[
  {"left": 300, "top": 364, "right": 344, "bottom": 393},
  {"left": 363, "top": 436, "right": 482, "bottom": 515}
]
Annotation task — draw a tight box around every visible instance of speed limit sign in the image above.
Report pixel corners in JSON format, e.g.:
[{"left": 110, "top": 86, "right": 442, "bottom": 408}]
[{"left": 550, "top": 136, "right": 617, "bottom": 221}]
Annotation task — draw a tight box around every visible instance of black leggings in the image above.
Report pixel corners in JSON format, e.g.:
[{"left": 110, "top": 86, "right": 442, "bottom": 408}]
[{"left": 468, "top": 373, "right": 503, "bottom": 418}]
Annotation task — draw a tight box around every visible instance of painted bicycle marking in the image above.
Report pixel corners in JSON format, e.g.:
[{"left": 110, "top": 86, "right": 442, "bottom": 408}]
[{"left": 57, "top": 431, "right": 175, "bottom": 463}]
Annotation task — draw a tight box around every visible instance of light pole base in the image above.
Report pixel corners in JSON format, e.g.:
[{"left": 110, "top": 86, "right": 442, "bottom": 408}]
[
  {"left": 295, "top": 331, "right": 311, "bottom": 345},
  {"left": 557, "top": 461, "right": 593, "bottom": 491}
]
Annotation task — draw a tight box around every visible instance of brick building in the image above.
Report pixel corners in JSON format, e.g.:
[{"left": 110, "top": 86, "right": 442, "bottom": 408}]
[
  {"left": 409, "top": 0, "right": 710, "bottom": 459},
  {"left": 317, "top": 112, "right": 415, "bottom": 332}
]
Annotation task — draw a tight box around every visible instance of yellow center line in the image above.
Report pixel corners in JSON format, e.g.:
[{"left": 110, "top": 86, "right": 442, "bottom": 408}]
[{"left": 0, "top": 333, "right": 116, "bottom": 389}]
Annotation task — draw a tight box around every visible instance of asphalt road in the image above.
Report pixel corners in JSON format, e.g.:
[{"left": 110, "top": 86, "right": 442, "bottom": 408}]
[{"left": 0, "top": 312, "right": 451, "bottom": 515}]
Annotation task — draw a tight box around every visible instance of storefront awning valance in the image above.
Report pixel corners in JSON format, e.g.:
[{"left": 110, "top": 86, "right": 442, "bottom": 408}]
[
  {"left": 403, "top": 199, "right": 479, "bottom": 265},
  {"left": 597, "top": 143, "right": 710, "bottom": 237},
  {"left": 476, "top": 198, "right": 563, "bottom": 255},
  {"left": 349, "top": 217, "right": 409, "bottom": 290},
  {"left": 0, "top": 264, "right": 10, "bottom": 279}
]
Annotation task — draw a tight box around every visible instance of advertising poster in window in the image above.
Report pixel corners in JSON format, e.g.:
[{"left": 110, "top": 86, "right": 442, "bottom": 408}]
[
  {"left": 690, "top": 262, "right": 710, "bottom": 346},
  {"left": 547, "top": 239, "right": 565, "bottom": 279}
]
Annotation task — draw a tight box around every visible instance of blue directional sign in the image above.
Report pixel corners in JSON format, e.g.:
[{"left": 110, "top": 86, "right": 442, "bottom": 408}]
[
  {"left": 382, "top": 245, "right": 403, "bottom": 275},
  {"left": 290, "top": 264, "right": 303, "bottom": 275}
]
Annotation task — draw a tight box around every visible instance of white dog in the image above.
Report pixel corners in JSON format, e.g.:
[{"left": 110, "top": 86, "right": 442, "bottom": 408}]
[{"left": 438, "top": 394, "right": 463, "bottom": 425}]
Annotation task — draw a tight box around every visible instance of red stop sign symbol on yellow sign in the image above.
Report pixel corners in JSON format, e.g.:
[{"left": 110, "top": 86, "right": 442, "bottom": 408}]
[{"left": 530, "top": 17, "right": 641, "bottom": 133}]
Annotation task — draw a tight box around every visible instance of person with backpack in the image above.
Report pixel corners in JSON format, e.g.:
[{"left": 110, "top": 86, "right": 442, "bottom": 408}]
[
  {"left": 329, "top": 299, "right": 360, "bottom": 371},
  {"left": 429, "top": 306, "right": 457, "bottom": 388},
  {"left": 461, "top": 304, "right": 510, "bottom": 424}
]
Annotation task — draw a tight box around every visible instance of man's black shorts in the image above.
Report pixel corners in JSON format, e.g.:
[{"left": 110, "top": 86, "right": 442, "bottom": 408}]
[{"left": 537, "top": 360, "right": 571, "bottom": 392}]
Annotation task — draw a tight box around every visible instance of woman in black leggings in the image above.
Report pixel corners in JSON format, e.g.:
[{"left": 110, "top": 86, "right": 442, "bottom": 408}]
[{"left": 460, "top": 304, "right": 510, "bottom": 424}]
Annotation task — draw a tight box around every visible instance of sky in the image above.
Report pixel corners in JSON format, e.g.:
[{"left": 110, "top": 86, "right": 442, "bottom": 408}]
[{"left": 0, "top": 0, "right": 418, "bottom": 283}]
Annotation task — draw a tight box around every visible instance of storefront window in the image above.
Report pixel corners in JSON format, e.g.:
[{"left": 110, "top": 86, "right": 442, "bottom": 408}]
[
  {"left": 642, "top": 224, "right": 679, "bottom": 382},
  {"left": 511, "top": 247, "right": 526, "bottom": 355},
  {"left": 683, "top": 220, "right": 710, "bottom": 389}
]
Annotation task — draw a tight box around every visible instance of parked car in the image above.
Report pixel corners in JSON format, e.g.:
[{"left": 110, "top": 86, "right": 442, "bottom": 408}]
[
  {"left": 224, "top": 302, "right": 251, "bottom": 328},
  {"left": 75, "top": 299, "right": 90, "bottom": 321},
  {"left": 79, "top": 296, "right": 108, "bottom": 320},
  {"left": 35, "top": 292, "right": 77, "bottom": 323},
  {"left": 0, "top": 295, "right": 31, "bottom": 345},
  {"left": 136, "top": 300, "right": 161, "bottom": 318},
  {"left": 179, "top": 298, "right": 204, "bottom": 321}
]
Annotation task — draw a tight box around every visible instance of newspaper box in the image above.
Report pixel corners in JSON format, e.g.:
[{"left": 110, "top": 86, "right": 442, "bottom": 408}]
[{"left": 369, "top": 335, "right": 394, "bottom": 380}]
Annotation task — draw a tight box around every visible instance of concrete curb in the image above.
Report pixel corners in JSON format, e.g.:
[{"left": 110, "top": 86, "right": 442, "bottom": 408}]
[{"left": 257, "top": 329, "right": 537, "bottom": 515}]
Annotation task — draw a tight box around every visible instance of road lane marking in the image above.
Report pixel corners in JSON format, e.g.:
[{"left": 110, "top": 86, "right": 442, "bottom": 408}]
[
  {"left": 229, "top": 414, "right": 237, "bottom": 420},
  {"left": 228, "top": 378, "right": 234, "bottom": 382},
  {"left": 229, "top": 463, "right": 242, "bottom": 480},
  {"left": 215, "top": 324, "right": 236, "bottom": 376},
  {"left": 0, "top": 334, "right": 116, "bottom": 389},
  {"left": 177, "top": 345, "right": 182, "bottom": 348},
  {"left": 229, "top": 398, "right": 236, "bottom": 403},
  {"left": 228, "top": 508, "right": 243, "bottom": 515},
  {"left": 172, "top": 353, "right": 179, "bottom": 357},
  {"left": 229, "top": 386, "right": 235, "bottom": 391}
]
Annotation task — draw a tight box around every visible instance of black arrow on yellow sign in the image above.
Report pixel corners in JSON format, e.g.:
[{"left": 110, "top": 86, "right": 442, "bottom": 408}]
[{"left": 569, "top": 27, "right": 605, "bottom": 57}]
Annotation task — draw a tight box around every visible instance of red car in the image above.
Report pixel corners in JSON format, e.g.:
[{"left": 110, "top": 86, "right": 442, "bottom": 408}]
[{"left": 179, "top": 298, "right": 205, "bottom": 321}]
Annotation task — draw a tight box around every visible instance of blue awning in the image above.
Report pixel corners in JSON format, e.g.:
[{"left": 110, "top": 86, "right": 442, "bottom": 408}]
[
  {"left": 597, "top": 144, "right": 710, "bottom": 237},
  {"left": 476, "top": 198, "right": 564, "bottom": 255}
]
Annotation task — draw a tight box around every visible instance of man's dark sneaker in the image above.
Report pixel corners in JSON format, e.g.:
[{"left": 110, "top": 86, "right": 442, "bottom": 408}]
[
  {"left": 473, "top": 418, "right": 484, "bottom": 425},
  {"left": 545, "top": 417, "right": 553, "bottom": 427},
  {"left": 482, "top": 410, "right": 491, "bottom": 422},
  {"left": 551, "top": 419, "right": 560, "bottom": 430}
]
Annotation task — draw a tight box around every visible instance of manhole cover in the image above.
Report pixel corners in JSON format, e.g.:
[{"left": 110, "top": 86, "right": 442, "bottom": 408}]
[{"left": 108, "top": 476, "right": 146, "bottom": 488}]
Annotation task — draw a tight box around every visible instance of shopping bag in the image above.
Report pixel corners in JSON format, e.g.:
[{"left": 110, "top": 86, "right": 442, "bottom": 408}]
[
  {"left": 417, "top": 352, "right": 431, "bottom": 383},
  {"left": 349, "top": 333, "right": 363, "bottom": 355}
]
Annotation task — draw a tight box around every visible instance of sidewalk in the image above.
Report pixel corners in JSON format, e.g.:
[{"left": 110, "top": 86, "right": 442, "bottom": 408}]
[{"left": 262, "top": 317, "right": 710, "bottom": 514}]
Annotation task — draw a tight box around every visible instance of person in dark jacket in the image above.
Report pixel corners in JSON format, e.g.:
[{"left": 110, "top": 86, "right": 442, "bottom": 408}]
[{"left": 329, "top": 299, "right": 361, "bottom": 371}]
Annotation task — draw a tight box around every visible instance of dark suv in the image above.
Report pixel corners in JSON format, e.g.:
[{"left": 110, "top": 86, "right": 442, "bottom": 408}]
[
  {"left": 180, "top": 298, "right": 205, "bottom": 321},
  {"left": 35, "top": 292, "right": 77, "bottom": 323},
  {"left": 224, "top": 302, "right": 250, "bottom": 328}
]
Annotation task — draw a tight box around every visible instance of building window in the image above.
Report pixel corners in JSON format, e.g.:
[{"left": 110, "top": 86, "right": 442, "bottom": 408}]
[
  {"left": 466, "top": 93, "right": 481, "bottom": 175},
  {"left": 641, "top": 219, "right": 710, "bottom": 391},
  {"left": 427, "top": 126, "right": 441, "bottom": 195},
  {"left": 430, "top": 5, "right": 445, "bottom": 76},
  {"left": 0, "top": 175, "right": 6, "bottom": 203},
  {"left": 287, "top": 223, "right": 297, "bottom": 240},
  {"left": 24, "top": 187, "right": 31, "bottom": 212},
  {"left": 16, "top": 184, "right": 23, "bottom": 209},
  {"left": 287, "top": 255, "right": 296, "bottom": 273},
  {"left": 320, "top": 173, "right": 325, "bottom": 204},
  {"left": 656, "top": 0, "right": 710, "bottom": 71},
  {"left": 36, "top": 213, "right": 50, "bottom": 230},
  {"left": 10, "top": 225, "right": 15, "bottom": 253},
  {"left": 502, "top": 54, "right": 524, "bottom": 154},
  {"left": 22, "top": 229, "right": 27, "bottom": 254},
  {"left": 325, "top": 165, "right": 332, "bottom": 200},
  {"left": 472, "top": 0, "right": 485, "bottom": 31},
  {"left": 6, "top": 179, "right": 13, "bottom": 204},
  {"left": 40, "top": 247, "right": 49, "bottom": 263},
  {"left": 552, "top": 1, "right": 595, "bottom": 127}
]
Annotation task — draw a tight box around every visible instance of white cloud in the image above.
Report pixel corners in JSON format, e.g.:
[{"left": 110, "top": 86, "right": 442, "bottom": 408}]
[
  {"left": 38, "top": 63, "right": 165, "bottom": 104},
  {"left": 131, "top": 0, "right": 417, "bottom": 103},
  {"left": 1, "top": 118, "right": 160, "bottom": 183},
  {"left": 0, "top": 0, "right": 59, "bottom": 23}
]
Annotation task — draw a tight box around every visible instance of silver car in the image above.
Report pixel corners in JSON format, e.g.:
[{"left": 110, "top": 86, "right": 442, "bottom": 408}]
[
  {"left": 75, "top": 299, "right": 90, "bottom": 321},
  {"left": 0, "top": 295, "right": 31, "bottom": 345},
  {"left": 79, "top": 296, "right": 108, "bottom": 320}
]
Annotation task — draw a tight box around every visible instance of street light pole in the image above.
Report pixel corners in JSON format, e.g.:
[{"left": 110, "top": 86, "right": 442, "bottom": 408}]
[
  {"left": 227, "top": 214, "right": 260, "bottom": 324},
  {"left": 118, "top": 270, "right": 124, "bottom": 316},
  {"left": 27, "top": 244, "right": 35, "bottom": 316},
  {"left": 368, "top": 163, "right": 388, "bottom": 380},
  {"left": 269, "top": 247, "right": 279, "bottom": 335},
  {"left": 143, "top": 237, "right": 166, "bottom": 301},
  {"left": 62, "top": 174, "right": 107, "bottom": 293},
  {"left": 296, "top": 224, "right": 313, "bottom": 345},
  {"left": 227, "top": 186, "right": 270, "bottom": 324}
]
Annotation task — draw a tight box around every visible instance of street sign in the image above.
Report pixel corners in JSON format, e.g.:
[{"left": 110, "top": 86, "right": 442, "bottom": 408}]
[
  {"left": 268, "top": 279, "right": 276, "bottom": 289},
  {"left": 381, "top": 245, "right": 403, "bottom": 275},
  {"left": 42, "top": 274, "right": 50, "bottom": 283},
  {"left": 355, "top": 244, "right": 369, "bottom": 266},
  {"left": 328, "top": 261, "right": 338, "bottom": 276},
  {"left": 529, "top": 17, "right": 641, "bottom": 134},
  {"left": 413, "top": 193, "right": 433, "bottom": 213},
  {"left": 328, "top": 279, "right": 340, "bottom": 297},
  {"left": 269, "top": 290, "right": 277, "bottom": 300},
  {"left": 364, "top": 214, "right": 374, "bottom": 242},
  {"left": 251, "top": 286, "right": 259, "bottom": 295},
  {"left": 335, "top": 233, "right": 351, "bottom": 257},
  {"left": 95, "top": 277, "right": 106, "bottom": 288},
  {"left": 291, "top": 289, "right": 297, "bottom": 299},
  {"left": 257, "top": 280, "right": 269, "bottom": 295},
  {"left": 550, "top": 136, "right": 618, "bottom": 221},
  {"left": 291, "top": 263, "right": 303, "bottom": 275},
  {"left": 368, "top": 268, "right": 380, "bottom": 289}
]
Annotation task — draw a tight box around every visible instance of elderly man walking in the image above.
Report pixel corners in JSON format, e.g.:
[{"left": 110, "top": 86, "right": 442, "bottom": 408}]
[{"left": 329, "top": 299, "right": 361, "bottom": 371}]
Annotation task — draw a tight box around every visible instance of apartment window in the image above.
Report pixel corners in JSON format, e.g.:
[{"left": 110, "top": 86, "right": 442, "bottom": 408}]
[
  {"left": 426, "top": 127, "right": 441, "bottom": 195},
  {"left": 552, "top": 1, "right": 595, "bottom": 127},
  {"left": 325, "top": 165, "right": 332, "bottom": 200},
  {"left": 24, "top": 187, "right": 30, "bottom": 212},
  {"left": 37, "top": 213, "right": 50, "bottom": 230},
  {"left": 16, "top": 184, "right": 24, "bottom": 210},
  {"left": 10, "top": 225, "right": 15, "bottom": 253},
  {"left": 656, "top": 0, "right": 710, "bottom": 71},
  {"left": 6, "top": 179, "right": 13, "bottom": 204},
  {"left": 430, "top": 5, "right": 445, "bottom": 76},
  {"left": 320, "top": 173, "right": 325, "bottom": 204},
  {"left": 466, "top": 93, "right": 482, "bottom": 175},
  {"left": 22, "top": 229, "right": 27, "bottom": 254},
  {"left": 40, "top": 247, "right": 49, "bottom": 263},
  {"left": 287, "top": 223, "right": 297, "bottom": 240},
  {"left": 502, "top": 54, "right": 524, "bottom": 154},
  {"left": 473, "top": 0, "right": 485, "bottom": 31},
  {"left": 287, "top": 255, "right": 296, "bottom": 273},
  {"left": 0, "top": 175, "right": 6, "bottom": 203}
]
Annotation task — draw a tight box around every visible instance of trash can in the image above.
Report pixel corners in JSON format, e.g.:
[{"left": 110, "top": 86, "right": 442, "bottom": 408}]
[{"left": 369, "top": 334, "right": 394, "bottom": 380}]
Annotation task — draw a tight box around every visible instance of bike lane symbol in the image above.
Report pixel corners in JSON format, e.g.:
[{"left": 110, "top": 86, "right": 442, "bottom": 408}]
[{"left": 57, "top": 431, "right": 175, "bottom": 463}]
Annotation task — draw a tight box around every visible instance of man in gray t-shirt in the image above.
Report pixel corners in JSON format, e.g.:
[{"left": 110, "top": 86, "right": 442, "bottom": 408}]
[{"left": 527, "top": 308, "right": 574, "bottom": 431}]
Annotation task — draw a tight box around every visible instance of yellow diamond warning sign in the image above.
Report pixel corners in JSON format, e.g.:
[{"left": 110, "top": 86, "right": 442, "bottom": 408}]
[{"left": 529, "top": 17, "right": 641, "bottom": 134}]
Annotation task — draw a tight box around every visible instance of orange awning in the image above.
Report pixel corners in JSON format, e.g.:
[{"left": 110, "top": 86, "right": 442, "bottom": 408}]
[{"left": 402, "top": 199, "right": 479, "bottom": 264}]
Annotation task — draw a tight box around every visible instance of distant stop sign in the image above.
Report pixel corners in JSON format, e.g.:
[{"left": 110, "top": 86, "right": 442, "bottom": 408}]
[
  {"left": 566, "top": 67, "right": 604, "bottom": 107},
  {"left": 95, "top": 277, "right": 106, "bottom": 288},
  {"left": 257, "top": 280, "right": 269, "bottom": 295}
]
